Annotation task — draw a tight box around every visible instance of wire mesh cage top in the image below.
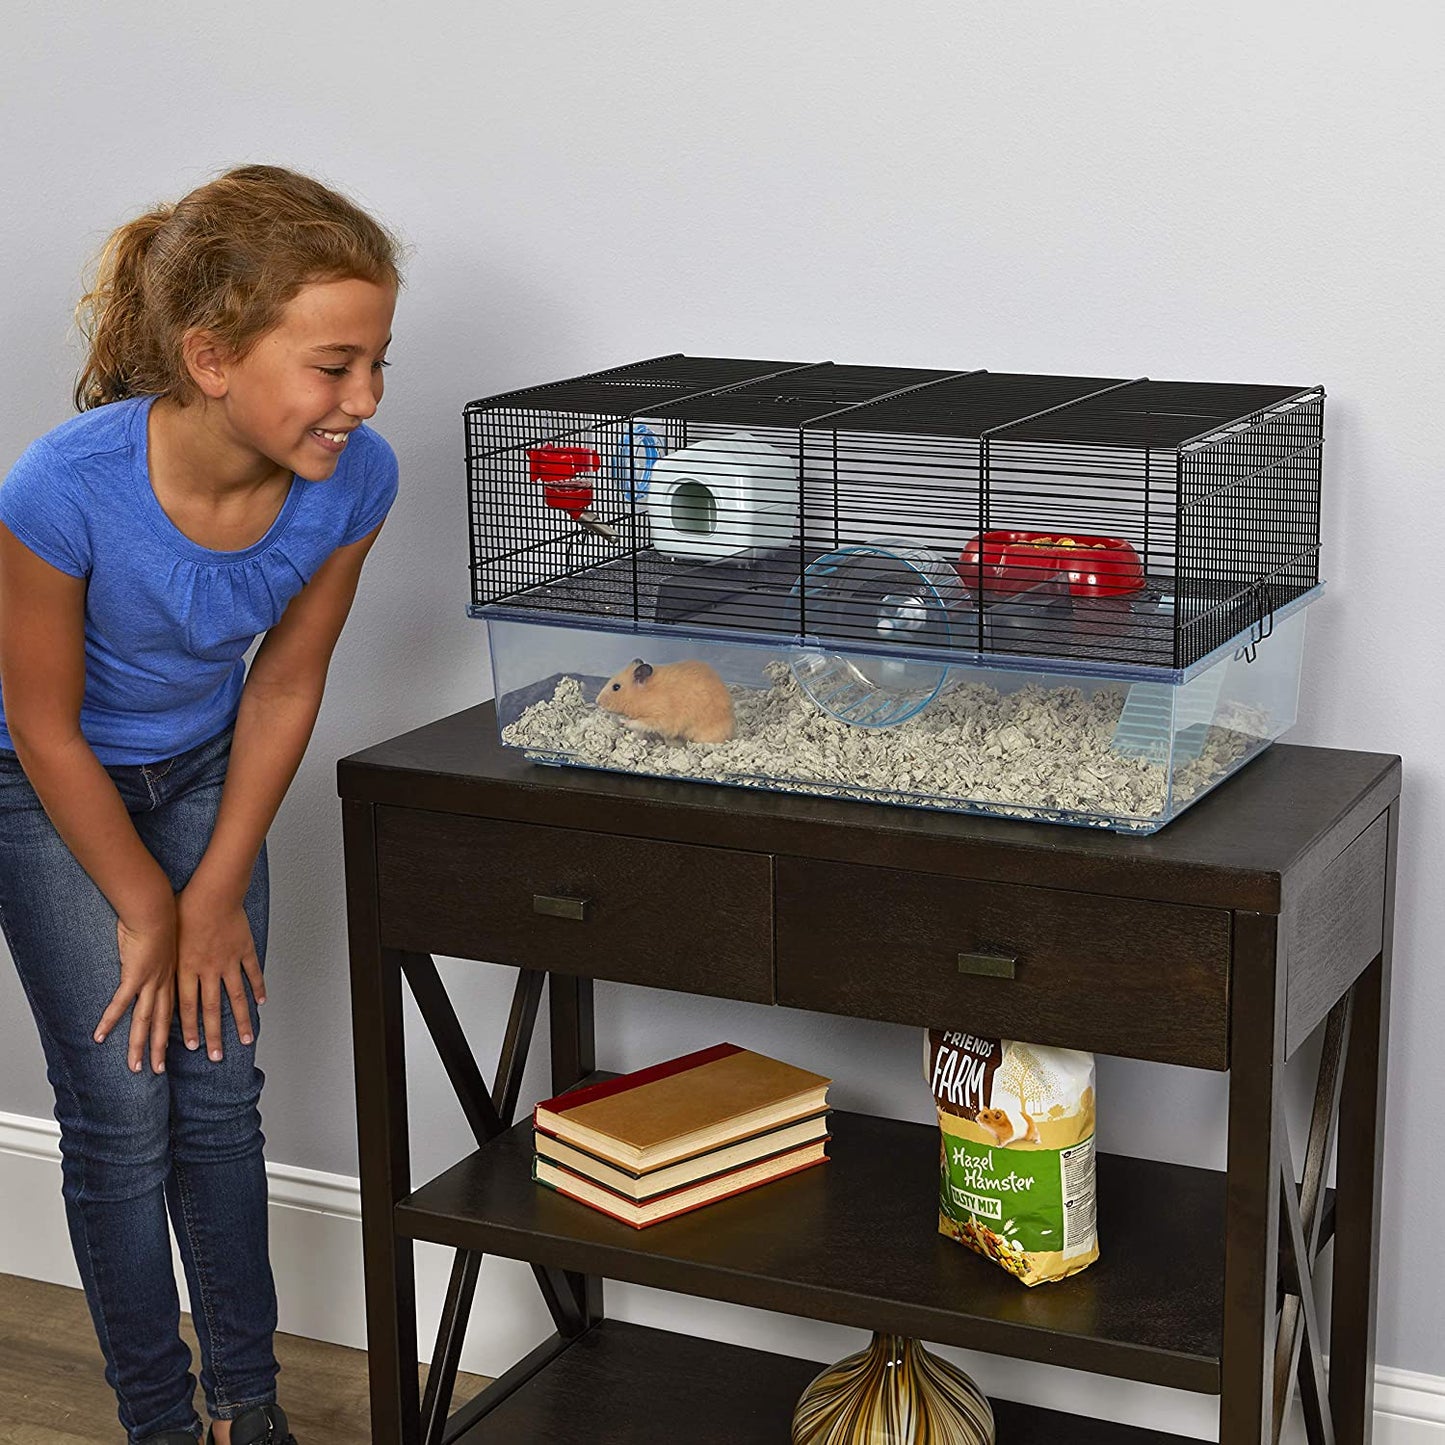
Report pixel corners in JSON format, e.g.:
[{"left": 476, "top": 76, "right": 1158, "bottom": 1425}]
[{"left": 466, "top": 354, "right": 1323, "bottom": 674}]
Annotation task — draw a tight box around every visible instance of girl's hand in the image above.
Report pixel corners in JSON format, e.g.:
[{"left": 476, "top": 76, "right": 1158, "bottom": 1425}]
[
  {"left": 176, "top": 880, "right": 265, "bottom": 1061},
  {"left": 97, "top": 904, "right": 178, "bottom": 1076}
]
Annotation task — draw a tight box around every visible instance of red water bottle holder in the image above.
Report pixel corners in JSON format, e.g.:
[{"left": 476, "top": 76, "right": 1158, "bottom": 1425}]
[{"left": 531, "top": 444, "right": 601, "bottom": 521}]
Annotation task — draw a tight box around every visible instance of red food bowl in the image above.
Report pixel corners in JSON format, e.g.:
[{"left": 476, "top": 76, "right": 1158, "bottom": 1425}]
[{"left": 957, "top": 530, "right": 1145, "bottom": 599}]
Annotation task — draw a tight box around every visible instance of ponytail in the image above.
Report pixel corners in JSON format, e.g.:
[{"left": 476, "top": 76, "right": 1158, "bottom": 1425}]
[{"left": 72, "top": 205, "right": 176, "bottom": 411}]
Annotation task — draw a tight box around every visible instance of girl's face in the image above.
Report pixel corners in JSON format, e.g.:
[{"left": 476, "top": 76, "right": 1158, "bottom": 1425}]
[{"left": 215, "top": 276, "right": 397, "bottom": 483}]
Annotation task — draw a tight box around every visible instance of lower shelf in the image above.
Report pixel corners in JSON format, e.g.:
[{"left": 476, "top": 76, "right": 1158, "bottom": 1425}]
[
  {"left": 454, "top": 1320, "right": 1198, "bottom": 1444},
  {"left": 398, "top": 1108, "right": 1225, "bottom": 1390}
]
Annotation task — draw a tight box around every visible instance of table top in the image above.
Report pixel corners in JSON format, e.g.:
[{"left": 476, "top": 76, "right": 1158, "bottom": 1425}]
[{"left": 338, "top": 703, "right": 1399, "bottom": 914}]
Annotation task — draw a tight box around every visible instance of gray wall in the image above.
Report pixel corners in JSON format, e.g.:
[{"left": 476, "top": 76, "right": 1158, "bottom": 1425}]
[{"left": 2, "top": 0, "right": 1439, "bottom": 1378}]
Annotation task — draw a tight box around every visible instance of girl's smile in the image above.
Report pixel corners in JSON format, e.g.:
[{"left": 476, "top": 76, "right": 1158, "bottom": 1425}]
[{"left": 309, "top": 426, "right": 356, "bottom": 453}]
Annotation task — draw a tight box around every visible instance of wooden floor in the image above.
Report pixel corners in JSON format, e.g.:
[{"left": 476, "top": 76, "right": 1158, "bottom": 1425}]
[{"left": 0, "top": 1275, "right": 488, "bottom": 1443}]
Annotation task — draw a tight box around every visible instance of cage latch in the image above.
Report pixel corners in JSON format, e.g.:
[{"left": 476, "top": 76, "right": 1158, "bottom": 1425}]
[{"left": 1235, "top": 583, "right": 1276, "bottom": 664}]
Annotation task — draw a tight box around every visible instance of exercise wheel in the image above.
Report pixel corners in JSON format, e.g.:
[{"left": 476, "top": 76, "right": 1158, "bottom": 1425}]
[{"left": 790, "top": 541, "right": 965, "bottom": 728}]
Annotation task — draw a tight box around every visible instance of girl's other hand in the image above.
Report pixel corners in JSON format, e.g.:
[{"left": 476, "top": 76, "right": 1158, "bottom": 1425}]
[
  {"left": 176, "top": 880, "right": 265, "bottom": 1062},
  {"left": 97, "top": 903, "right": 179, "bottom": 1076}
]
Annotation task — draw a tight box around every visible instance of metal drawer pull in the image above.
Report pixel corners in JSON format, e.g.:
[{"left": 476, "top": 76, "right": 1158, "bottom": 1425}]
[
  {"left": 533, "top": 894, "right": 590, "bottom": 922},
  {"left": 957, "top": 951, "right": 1017, "bottom": 980}
]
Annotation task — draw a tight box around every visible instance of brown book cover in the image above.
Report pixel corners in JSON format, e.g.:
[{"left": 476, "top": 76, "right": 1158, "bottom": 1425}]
[
  {"left": 532, "top": 1140, "right": 828, "bottom": 1228},
  {"left": 532, "top": 1043, "right": 831, "bottom": 1171}
]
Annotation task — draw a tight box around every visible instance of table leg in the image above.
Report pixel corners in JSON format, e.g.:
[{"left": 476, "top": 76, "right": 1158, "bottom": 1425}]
[
  {"left": 1222, "top": 910, "right": 1286, "bottom": 1445},
  {"left": 548, "top": 972, "right": 604, "bottom": 1327},
  {"left": 345, "top": 800, "right": 421, "bottom": 1445},
  {"left": 1330, "top": 800, "right": 1397, "bottom": 1444}
]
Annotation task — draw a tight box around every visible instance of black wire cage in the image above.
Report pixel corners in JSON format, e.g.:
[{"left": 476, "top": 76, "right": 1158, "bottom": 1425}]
[{"left": 465, "top": 354, "right": 1323, "bottom": 675}]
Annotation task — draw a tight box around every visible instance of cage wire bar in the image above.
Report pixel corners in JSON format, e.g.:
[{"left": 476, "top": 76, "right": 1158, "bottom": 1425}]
[{"left": 465, "top": 355, "right": 1323, "bottom": 673}]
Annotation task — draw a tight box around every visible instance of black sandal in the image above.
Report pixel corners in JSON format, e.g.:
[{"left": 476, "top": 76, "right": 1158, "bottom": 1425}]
[{"left": 206, "top": 1403, "right": 296, "bottom": 1445}]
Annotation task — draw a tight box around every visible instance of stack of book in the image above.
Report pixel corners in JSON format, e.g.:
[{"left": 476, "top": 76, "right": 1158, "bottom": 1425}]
[{"left": 532, "top": 1042, "right": 831, "bottom": 1228}]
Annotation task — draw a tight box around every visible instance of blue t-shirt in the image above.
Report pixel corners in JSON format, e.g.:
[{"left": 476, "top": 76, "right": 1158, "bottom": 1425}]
[{"left": 0, "top": 393, "right": 398, "bottom": 764}]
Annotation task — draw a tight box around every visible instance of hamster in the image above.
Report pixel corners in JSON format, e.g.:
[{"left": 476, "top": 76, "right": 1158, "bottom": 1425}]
[
  {"left": 595, "top": 658, "right": 735, "bottom": 744},
  {"left": 976, "top": 1103, "right": 1041, "bottom": 1147}
]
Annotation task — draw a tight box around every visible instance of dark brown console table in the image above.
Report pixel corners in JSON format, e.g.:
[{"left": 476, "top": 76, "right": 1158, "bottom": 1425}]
[{"left": 339, "top": 704, "right": 1398, "bottom": 1445}]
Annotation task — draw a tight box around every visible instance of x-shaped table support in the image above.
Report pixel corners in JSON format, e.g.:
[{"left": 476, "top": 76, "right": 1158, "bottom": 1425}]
[
  {"left": 399, "top": 952, "right": 595, "bottom": 1445},
  {"left": 1272, "top": 993, "right": 1353, "bottom": 1445}
]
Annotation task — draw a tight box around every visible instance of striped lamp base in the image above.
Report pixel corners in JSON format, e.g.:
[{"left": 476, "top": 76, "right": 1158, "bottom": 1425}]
[{"left": 790, "top": 1334, "right": 995, "bottom": 1444}]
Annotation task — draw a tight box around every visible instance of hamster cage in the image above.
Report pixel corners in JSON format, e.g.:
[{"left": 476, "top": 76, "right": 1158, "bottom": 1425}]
[{"left": 467, "top": 355, "right": 1324, "bottom": 833}]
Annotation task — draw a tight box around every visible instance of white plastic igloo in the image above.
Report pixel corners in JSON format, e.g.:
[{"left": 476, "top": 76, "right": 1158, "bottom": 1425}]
[{"left": 644, "top": 431, "right": 797, "bottom": 560}]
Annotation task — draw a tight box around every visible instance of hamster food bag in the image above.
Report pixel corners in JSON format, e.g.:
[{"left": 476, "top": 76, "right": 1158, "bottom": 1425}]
[{"left": 925, "top": 1028, "right": 1099, "bottom": 1286}]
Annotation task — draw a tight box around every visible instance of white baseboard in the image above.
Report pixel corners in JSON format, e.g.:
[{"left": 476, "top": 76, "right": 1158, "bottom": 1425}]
[{"left": 3, "top": 1109, "right": 1440, "bottom": 1441}]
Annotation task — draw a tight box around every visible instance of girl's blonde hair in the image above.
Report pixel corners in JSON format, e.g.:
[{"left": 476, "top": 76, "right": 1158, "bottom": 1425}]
[{"left": 73, "top": 164, "right": 405, "bottom": 411}]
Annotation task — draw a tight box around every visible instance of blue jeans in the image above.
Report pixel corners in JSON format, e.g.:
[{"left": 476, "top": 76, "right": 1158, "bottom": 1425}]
[{"left": 0, "top": 726, "right": 279, "bottom": 1442}]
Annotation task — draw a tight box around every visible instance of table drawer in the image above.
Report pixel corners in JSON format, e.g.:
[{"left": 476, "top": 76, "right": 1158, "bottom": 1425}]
[
  {"left": 776, "top": 858, "right": 1231, "bottom": 1067},
  {"left": 376, "top": 807, "right": 774, "bottom": 1002}
]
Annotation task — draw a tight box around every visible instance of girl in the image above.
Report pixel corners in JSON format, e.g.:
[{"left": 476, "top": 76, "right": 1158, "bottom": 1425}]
[{"left": 0, "top": 164, "right": 403, "bottom": 1445}]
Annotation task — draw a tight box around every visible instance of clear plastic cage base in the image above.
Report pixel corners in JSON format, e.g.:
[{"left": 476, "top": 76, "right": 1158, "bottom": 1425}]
[{"left": 486, "top": 595, "right": 1314, "bottom": 835}]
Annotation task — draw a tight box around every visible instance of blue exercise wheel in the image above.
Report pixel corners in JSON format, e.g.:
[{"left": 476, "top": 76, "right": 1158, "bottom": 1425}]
[{"left": 789, "top": 541, "right": 966, "bottom": 728}]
